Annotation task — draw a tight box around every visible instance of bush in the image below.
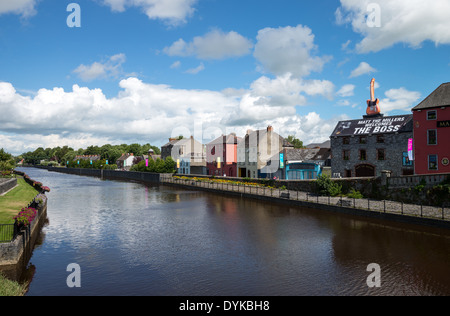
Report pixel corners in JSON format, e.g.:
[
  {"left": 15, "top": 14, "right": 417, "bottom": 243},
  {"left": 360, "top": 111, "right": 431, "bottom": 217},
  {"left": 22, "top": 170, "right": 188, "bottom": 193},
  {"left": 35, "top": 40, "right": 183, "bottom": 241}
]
[
  {"left": 347, "top": 188, "right": 364, "bottom": 199},
  {"left": 315, "top": 175, "right": 342, "bottom": 197}
]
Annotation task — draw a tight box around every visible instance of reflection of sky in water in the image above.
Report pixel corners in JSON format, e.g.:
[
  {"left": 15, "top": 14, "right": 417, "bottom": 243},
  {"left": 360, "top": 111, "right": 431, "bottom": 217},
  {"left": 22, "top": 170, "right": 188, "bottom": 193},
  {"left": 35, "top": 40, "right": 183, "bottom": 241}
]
[{"left": 17, "top": 168, "right": 450, "bottom": 296}]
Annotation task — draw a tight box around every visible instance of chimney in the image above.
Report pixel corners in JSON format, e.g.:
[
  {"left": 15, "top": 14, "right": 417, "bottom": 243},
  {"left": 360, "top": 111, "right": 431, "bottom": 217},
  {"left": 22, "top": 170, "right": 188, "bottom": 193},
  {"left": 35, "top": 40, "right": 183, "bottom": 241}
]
[
  {"left": 246, "top": 129, "right": 253, "bottom": 135},
  {"left": 267, "top": 125, "right": 273, "bottom": 132}
]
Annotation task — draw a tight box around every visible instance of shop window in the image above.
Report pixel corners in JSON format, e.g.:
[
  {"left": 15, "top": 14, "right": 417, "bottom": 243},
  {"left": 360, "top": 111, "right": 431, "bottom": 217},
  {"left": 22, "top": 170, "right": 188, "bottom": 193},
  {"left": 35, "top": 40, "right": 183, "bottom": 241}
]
[
  {"left": 359, "top": 136, "right": 367, "bottom": 144},
  {"left": 377, "top": 149, "right": 386, "bottom": 161},
  {"left": 428, "top": 155, "right": 438, "bottom": 171},
  {"left": 376, "top": 135, "right": 384, "bottom": 143},
  {"left": 427, "top": 110, "right": 437, "bottom": 120},
  {"left": 359, "top": 149, "right": 367, "bottom": 161},
  {"left": 402, "top": 152, "right": 413, "bottom": 166},
  {"left": 343, "top": 137, "right": 350, "bottom": 145},
  {"left": 427, "top": 130, "right": 437, "bottom": 145},
  {"left": 343, "top": 150, "right": 350, "bottom": 161}
]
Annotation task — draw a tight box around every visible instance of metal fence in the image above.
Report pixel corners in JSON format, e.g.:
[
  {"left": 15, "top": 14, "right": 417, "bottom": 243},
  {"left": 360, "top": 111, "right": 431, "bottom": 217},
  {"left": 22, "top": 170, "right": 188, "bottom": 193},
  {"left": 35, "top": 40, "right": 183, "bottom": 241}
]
[
  {"left": 0, "top": 224, "right": 16, "bottom": 243},
  {"left": 161, "top": 175, "right": 450, "bottom": 222}
]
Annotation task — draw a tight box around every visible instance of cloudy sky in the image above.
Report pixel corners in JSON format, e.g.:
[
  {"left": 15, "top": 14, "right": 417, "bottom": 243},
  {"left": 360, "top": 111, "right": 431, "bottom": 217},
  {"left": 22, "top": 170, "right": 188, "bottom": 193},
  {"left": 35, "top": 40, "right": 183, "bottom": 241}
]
[{"left": 1, "top": 0, "right": 450, "bottom": 155}]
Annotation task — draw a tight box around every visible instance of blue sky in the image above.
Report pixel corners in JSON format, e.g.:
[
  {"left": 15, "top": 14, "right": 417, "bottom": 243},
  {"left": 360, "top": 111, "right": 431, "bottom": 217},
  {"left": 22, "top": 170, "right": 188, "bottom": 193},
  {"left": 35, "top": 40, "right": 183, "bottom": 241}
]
[{"left": 1, "top": 0, "right": 450, "bottom": 155}]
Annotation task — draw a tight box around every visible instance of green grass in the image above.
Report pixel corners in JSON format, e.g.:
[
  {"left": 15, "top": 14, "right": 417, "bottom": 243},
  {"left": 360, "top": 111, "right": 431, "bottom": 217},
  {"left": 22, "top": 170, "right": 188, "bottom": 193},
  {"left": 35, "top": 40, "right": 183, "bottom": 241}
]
[
  {"left": 0, "top": 273, "right": 26, "bottom": 296},
  {"left": 0, "top": 177, "right": 39, "bottom": 224}
]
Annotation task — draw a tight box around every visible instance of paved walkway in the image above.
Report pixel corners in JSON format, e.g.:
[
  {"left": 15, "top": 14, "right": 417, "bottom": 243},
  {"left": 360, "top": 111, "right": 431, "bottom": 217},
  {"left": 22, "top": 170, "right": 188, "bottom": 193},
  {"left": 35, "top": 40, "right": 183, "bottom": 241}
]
[{"left": 161, "top": 176, "right": 449, "bottom": 223}]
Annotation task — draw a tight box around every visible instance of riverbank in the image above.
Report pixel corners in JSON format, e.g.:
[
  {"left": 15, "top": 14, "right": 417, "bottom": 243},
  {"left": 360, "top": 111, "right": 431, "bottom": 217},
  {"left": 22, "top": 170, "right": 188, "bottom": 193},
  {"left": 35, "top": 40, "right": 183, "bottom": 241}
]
[
  {"left": 31, "top": 166, "right": 450, "bottom": 230},
  {"left": 161, "top": 175, "right": 450, "bottom": 230},
  {"left": 0, "top": 272, "right": 26, "bottom": 296}
]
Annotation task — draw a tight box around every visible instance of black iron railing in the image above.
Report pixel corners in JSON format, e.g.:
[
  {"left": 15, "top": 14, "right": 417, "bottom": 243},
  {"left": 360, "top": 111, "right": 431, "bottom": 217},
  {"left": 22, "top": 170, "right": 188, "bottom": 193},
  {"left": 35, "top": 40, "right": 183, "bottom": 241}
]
[{"left": 0, "top": 223, "right": 17, "bottom": 243}]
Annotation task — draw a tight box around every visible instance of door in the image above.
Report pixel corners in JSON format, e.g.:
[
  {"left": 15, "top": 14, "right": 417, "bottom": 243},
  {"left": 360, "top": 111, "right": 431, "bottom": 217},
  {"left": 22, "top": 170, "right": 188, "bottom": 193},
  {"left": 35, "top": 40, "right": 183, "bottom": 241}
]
[{"left": 355, "top": 164, "right": 375, "bottom": 177}]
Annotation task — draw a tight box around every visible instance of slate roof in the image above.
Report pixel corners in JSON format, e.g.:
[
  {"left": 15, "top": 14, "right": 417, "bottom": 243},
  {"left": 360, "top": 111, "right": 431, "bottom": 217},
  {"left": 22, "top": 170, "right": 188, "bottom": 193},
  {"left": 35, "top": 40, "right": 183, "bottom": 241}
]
[
  {"left": 412, "top": 82, "right": 450, "bottom": 111},
  {"left": 285, "top": 148, "right": 331, "bottom": 162}
]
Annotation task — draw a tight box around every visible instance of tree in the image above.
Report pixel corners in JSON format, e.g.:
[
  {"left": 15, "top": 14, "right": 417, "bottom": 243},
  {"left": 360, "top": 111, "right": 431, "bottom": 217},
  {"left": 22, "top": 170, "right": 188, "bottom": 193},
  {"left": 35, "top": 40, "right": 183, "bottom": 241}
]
[{"left": 286, "top": 135, "right": 305, "bottom": 149}]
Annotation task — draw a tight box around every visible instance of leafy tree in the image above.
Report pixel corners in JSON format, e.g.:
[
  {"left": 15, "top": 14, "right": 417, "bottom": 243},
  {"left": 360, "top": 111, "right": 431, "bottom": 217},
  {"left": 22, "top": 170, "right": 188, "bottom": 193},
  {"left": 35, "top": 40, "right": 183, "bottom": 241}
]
[{"left": 286, "top": 135, "right": 305, "bottom": 149}]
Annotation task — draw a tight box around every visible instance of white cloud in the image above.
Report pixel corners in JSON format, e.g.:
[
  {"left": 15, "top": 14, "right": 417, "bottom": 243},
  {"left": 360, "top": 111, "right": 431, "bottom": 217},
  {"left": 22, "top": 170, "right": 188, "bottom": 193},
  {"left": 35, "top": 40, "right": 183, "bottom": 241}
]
[
  {"left": 0, "top": 76, "right": 340, "bottom": 155},
  {"left": 253, "top": 24, "right": 331, "bottom": 77},
  {"left": 380, "top": 87, "right": 421, "bottom": 113},
  {"left": 337, "top": 84, "right": 355, "bottom": 97},
  {"left": 0, "top": 0, "right": 37, "bottom": 17},
  {"left": 101, "top": 0, "right": 197, "bottom": 25},
  {"left": 349, "top": 62, "right": 376, "bottom": 78},
  {"left": 164, "top": 29, "right": 253, "bottom": 60},
  {"left": 336, "top": 0, "right": 450, "bottom": 53},
  {"left": 184, "top": 63, "right": 204, "bottom": 74},
  {"left": 73, "top": 54, "right": 127, "bottom": 82},
  {"left": 170, "top": 61, "right": 181, "bottom": 69}
]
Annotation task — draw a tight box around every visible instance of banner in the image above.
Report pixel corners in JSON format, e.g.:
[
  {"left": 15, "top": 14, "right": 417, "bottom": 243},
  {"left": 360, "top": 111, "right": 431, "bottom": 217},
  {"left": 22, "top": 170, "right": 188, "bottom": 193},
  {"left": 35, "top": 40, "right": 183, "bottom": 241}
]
[
  {"left": 331, "top": 115, "right": 412, "bottom": 137},
  {"left": 408, "top": 138, "right": 414, "bottom": 161}
]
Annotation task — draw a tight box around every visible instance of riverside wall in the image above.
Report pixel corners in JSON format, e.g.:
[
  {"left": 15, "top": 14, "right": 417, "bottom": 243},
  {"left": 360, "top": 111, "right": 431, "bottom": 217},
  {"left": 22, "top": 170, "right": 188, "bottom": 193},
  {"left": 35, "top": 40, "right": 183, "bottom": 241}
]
[
  {"left": 0, "top": 178, "right": 17, "bottom": 196},
  {"left": 28, "top": 166, "right": 450, "bottom": 229},
  {"left": 0, "top": 199, "right": 48, "bottom": 269}
]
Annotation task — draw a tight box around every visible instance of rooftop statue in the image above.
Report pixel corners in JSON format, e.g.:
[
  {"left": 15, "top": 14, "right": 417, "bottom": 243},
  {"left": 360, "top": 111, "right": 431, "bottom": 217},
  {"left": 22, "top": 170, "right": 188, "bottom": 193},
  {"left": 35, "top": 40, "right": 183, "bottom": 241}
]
[{"left": 366, "top": 78, "right": 381, "bottom": 116}]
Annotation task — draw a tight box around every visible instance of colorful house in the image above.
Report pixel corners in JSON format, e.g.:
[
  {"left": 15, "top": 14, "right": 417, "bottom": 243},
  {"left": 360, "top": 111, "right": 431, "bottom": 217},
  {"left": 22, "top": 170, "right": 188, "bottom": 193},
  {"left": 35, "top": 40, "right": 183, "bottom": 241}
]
[
  {"left": 206, "top": 134, "right": 241, "bottom": 177},
  {"left": 412, "top": 83, "right": 450, "bottom": 175}
]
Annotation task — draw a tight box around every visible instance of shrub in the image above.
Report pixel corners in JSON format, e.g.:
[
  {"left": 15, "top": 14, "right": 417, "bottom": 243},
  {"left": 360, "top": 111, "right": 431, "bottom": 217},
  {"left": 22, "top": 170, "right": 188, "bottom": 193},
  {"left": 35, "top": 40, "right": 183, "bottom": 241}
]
[
  {"left": 347, "top": 188, "right": 364, "bottom": 199},
  {"left": 315, "top": 175, "right": 342, "bottom": 197}
]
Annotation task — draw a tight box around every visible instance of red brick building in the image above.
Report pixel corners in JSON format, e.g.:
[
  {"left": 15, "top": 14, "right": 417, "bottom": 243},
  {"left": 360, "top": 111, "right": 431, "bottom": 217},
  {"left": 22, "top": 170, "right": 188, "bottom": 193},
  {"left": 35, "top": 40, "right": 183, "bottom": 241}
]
[{"left": 412, "top": 83, "right": 450, "bottom": 175}]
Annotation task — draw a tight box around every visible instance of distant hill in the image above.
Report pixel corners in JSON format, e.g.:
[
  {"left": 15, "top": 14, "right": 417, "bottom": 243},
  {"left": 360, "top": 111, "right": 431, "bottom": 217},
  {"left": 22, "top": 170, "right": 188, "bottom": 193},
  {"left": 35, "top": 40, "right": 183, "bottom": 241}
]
[{"left": 305, "top": 140, "right": 330, "bottom": 149}]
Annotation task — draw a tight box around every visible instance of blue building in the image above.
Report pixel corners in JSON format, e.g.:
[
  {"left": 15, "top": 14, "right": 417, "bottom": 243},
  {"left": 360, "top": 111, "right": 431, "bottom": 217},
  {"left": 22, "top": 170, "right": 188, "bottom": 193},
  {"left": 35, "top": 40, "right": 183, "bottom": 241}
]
[{"left": 261, "top": 147, "right": 331, "bottom": 180}]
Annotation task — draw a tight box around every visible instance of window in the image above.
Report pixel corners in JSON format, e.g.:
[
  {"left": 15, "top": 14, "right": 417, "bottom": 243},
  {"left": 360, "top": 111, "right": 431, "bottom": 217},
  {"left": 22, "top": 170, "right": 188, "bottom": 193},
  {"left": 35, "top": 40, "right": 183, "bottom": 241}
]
[
  {"left": 359, "top": 149, "right": 367, "bottom": 161},
  {"left": 343, "top": 137, "right": 350, "bottom": 145},
  {"left": 402, "top": 152, "right": 413, "bottom": 166},
  {"left": 427, "top": 110, "right": 437, "bottom": 120},
  {"left": 377, "top": 149, "right": 385, "bottom": 161},
  {"left": 429, "top": 155, "right": 438, "bottom": 170},
  {"left": 345, "top": 169, "right": 352, "bottom": 178},
  {"left": 428, "top": 130, "right": 437, "bottom": 145},
  {"left": 376, "top": 135, "right": 385, "bottom": 143},
  {"left": 343, "top": 150, "right": 350, "bottom": 161},
  {"left": 359, "top": 136, "right": 367, "bottom": 144}
]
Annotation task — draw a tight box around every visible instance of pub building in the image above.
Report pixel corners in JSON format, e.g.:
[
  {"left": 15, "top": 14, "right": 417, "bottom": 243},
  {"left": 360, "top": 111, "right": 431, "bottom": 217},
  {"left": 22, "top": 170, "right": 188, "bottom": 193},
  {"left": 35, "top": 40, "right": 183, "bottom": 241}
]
[
  {"left": 330, "top": 78, "right": 414, "bottom": 178},
  {"left": 412, "top": 82, "right": 450, "bottom": 175}
]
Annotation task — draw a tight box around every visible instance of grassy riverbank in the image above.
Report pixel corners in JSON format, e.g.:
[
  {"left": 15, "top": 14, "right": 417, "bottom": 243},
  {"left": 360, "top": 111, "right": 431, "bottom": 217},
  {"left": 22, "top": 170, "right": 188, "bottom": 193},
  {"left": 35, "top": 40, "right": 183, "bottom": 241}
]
[
  {"left": 0, "top": 177, "right": 39, "bottom": 224},
  {"left": 0, "top": 273, "right": 26, "bottom": 296}
]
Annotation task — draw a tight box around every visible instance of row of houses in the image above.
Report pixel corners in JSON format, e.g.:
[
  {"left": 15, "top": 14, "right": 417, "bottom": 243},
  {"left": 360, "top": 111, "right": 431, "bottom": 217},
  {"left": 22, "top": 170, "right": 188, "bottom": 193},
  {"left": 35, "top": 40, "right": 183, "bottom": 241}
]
[
  {"left": 161, "top": 127, "right": 332, "bottom": 180},
  {"left": 162, "top": 80, "right": 450, "bottom": 179},
  {"left": 85, "top": 80, "right": 448, "bottom": 179}
]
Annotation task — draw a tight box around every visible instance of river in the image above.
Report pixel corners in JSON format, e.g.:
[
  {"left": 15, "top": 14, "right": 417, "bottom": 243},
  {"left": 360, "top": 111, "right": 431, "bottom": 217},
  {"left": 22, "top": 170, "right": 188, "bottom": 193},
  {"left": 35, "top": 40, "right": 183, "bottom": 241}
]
[{"left": 8, "top": 168, "right": 450, "bottom": 296}]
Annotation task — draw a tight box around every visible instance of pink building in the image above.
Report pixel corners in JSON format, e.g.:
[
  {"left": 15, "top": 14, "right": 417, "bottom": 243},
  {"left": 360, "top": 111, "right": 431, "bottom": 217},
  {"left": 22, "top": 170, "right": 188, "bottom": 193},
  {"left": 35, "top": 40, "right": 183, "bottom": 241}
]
[{"left": 206, "top": 134, "right": 241, "bottom": 177}]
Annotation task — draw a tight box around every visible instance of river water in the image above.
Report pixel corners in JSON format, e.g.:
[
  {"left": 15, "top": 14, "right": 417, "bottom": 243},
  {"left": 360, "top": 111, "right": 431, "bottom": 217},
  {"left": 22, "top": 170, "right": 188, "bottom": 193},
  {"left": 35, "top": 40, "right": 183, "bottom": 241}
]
[{"left": 8, "top": 168, "right": 450, "bottom": 296}]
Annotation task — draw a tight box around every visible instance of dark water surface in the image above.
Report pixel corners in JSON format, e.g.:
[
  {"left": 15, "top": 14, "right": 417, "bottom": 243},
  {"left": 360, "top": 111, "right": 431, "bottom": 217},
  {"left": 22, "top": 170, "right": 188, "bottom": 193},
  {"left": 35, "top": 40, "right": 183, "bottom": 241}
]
[{"left": 10, "top": 168, "right": 450, "bottom": 296}]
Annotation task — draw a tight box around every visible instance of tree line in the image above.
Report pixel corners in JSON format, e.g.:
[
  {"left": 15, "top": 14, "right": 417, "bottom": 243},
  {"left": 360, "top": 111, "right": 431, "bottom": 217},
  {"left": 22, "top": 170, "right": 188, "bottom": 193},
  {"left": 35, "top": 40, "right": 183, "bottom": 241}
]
[{"left": 20, "top": 143, "right": 161, "bottom": 166}]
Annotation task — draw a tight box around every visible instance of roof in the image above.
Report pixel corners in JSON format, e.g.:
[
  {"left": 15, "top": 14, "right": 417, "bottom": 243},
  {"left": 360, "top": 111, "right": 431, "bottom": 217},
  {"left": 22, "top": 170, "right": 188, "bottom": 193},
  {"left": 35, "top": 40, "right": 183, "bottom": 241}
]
[
  {"left": 412, "top": 82, "right": 450, "bottom": 111},
  {"left": 207, "top": 134, "right": 241, "bottom": 146},
  {"left": 285, "top": 148, "right": 331, "bottom": 162},
  {"left": 305, "top": 140, "right": 330, "bottom": 149},
  {"left": 330, "top": 114, "right": 413, "bottom": 137},
  {"left": 238, "top": 129, "right": 293, "bottom": 148},
  {"left": 116, "top": 153, "right": 134, "bottom": 161}
]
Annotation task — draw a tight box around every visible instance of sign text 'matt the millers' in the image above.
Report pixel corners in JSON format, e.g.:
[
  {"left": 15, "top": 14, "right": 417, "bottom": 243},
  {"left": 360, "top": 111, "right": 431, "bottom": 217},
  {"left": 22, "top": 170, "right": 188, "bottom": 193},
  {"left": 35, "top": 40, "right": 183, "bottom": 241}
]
[
  {"left": 354, "top": 117, "right": 405, "bottom": 135},
  {"left": 332, "top": 115, "right": 412, "bottom": 137}
]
